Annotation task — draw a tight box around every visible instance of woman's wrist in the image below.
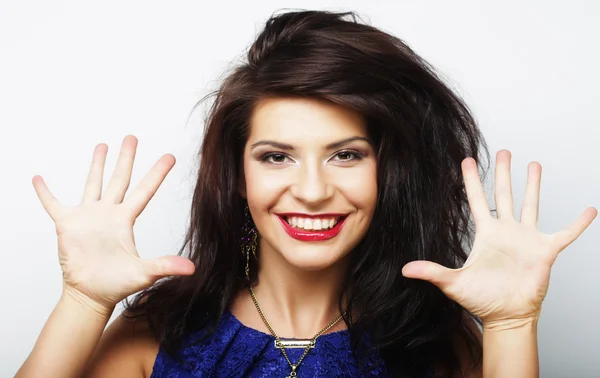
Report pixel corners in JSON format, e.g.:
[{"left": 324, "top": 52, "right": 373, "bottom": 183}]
[
  {"left": 482, "top": 315, "right": 539, "bottom": 333},
  {"left": 61, "top": 285, "right": 115, "bottom": 320}
]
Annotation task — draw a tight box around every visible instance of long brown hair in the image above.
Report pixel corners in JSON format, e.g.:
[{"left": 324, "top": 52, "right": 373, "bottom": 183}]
[{"left": 126, "top": 10, "right": 489, "bottom": 377}]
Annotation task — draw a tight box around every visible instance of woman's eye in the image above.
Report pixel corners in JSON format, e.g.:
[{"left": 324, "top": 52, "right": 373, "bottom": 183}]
[
  {"left": 332, "top": 150, "right": 362, "bottom": 162},
  {"left": 261, "top": 153, "right": 290, "bottom": 164}
]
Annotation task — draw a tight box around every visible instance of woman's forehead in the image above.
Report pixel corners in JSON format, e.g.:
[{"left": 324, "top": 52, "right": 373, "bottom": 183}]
[{"left": 248, "top": 97, "right": 368, "bottom": 142}]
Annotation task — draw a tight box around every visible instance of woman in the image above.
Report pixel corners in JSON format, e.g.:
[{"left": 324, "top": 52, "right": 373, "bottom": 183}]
[{"left": 17, "top": 10, "right": 596, "bottom": 378}]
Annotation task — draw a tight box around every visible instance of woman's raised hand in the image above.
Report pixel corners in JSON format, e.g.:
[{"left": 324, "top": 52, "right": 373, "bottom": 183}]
[
  {"left": 32, "top": 135, "right": 195, "bottom": 314},
  {"left": 402, "top": 150, "right": 597, "bottom": 330}
]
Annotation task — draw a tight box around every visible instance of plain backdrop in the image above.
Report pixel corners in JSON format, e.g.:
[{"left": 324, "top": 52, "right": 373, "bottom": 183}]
[{"left": 1, "top": 1, "right": 598, "bottom": 377}]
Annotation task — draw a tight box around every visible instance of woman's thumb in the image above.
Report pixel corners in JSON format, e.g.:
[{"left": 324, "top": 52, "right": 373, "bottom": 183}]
[
  {"left": 402, "top": 260, "right": 457, "bottom": 290},
  {"left": 144, "top": 255, "right": 196, "bottom": 279}
]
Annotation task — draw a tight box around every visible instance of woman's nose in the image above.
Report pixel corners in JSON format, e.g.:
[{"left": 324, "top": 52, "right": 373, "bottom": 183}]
[{"left": 289, "top": 162, "right": 334, "bottom": 207}]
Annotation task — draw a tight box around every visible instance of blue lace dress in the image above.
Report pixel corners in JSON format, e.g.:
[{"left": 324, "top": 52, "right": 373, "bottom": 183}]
[{"left": 150, "top": 309, "right": 389, "bottom": 377}]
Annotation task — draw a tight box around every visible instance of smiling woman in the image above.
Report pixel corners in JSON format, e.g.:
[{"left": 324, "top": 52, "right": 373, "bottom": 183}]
[
  {"left": 243, "top": 98, "right": 377, "bottom": 270},
  {"left": 16, "top": 9, "right": 596, "bottom": 378}
]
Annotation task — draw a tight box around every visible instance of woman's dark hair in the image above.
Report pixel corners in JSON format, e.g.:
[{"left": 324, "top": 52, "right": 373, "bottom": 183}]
[{"left": 125, "top": 9, "right": 490, "bottom": 378}]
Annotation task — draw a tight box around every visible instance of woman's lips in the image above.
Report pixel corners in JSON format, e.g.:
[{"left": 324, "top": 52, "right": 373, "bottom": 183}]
[{"left": 276, "top": 215, "right": 347, "bottom": 242}]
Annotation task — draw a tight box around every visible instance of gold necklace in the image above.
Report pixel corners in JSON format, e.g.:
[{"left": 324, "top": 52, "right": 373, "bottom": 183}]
[{"left": 247, "top": 285, "right": 345, "bottom": 378}]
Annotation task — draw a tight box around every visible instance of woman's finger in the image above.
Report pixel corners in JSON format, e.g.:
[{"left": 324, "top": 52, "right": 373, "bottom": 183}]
[
  {"left": 143, "top": 255, "right": 196, "bottom": 280},
  {"left": 103, "top": 135, "right": 138, "bottom": 204},
  {"left": 520, "top": 162, "right": 542, "bottom": 228},
  {"left": 124, "top": 154, "right": 176, "bottom": 218},
  {"left": 82, "top": 143, "right": 108, "bottom": 203},
  {"left": 551, "top": 207, "right": 597, "bottom": 252},
  {"left": 402, "top": 260, "right": 458, "bottom": 291},
  {"left": 494, "top": 150, "right": 514, "bottom": 220},
  {"left": 32, "top": 175, "right": 63, "bottom": 221},
  {"left": 462, "top": 157, "right": 491, "bottom": 226}
]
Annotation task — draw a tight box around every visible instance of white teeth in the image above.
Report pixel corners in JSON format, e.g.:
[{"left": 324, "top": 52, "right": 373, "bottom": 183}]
[{"left": 284, "top": 216, "right": 340, "bottom": 231}]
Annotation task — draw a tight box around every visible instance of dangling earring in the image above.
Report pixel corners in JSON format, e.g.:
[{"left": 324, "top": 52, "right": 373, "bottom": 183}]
[{"left": 241, "top": 204, "right": 258, "bottom": 279}]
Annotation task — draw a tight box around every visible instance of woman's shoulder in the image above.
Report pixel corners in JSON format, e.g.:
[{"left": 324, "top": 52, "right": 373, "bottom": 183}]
[{"left": 84, "top": 310, "right": 159, "bottom": 378}]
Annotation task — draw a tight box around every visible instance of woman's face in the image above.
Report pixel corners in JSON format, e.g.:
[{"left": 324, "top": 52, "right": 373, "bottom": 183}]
[{"left": 242, "top": 97, "right": 377, "bottom": 271}]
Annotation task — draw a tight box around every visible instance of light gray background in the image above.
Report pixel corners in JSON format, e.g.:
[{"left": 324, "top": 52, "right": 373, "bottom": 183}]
[{"left": 1, "top": 1, "right": 598, "bottom": 377}]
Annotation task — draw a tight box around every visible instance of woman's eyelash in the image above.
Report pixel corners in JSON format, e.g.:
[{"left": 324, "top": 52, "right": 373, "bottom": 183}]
[
  {"left": 332, "top": 150, "right": 364, "bottom": 161},
  {"left": 260, "top": 152, "right": 290, "bottom": 164},
  {"left": 258, "top": 150, "right": 365, "bottom": 164}
]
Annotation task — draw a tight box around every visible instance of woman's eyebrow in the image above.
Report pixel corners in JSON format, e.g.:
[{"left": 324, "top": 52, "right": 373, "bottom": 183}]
[
  {"left": 325, "top": 136, "right": 371, "bottom": 150},
  {"left": 250, "top": 136, "right": 370, "bottom": 151},
  {"left": 250, "top": 140, "right": 294, "bottom": 151}
]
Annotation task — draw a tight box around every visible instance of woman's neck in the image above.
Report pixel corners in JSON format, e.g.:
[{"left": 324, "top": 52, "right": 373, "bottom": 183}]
[{"left": 231, "top": 239, "right": 348, "bottom": 339}]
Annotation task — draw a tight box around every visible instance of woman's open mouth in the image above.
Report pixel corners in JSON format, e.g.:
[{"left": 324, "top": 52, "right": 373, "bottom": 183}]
[{"left": 276, "top": 214, "right": 348, "bottom": 241}]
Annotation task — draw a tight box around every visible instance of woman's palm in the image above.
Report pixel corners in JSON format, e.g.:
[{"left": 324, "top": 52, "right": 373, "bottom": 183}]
[{"left": 450, "top": 220, "right": 554, "bottom": 323}]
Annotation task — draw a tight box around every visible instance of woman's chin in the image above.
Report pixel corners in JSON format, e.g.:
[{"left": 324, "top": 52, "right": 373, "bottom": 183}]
[{"left": 278, "top": 246, "right": 349, "bottom": 272}]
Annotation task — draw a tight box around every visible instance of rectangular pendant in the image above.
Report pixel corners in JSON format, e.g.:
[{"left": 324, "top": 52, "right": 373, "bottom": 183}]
[{"left": 274, "top": 339, "right": 315, "bottom": 349}]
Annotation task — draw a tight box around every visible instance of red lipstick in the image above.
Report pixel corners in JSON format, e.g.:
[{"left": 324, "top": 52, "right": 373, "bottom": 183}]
[{"left": 277, "top": 215, "right": 347, "bottom": 242}]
